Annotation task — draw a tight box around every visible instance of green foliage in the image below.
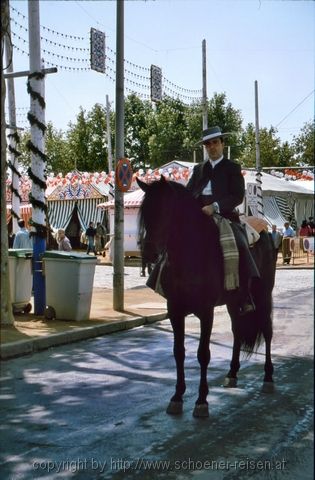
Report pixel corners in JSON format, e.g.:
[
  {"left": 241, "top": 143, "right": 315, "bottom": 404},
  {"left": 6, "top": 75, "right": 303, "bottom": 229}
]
[
  {"left": 292, "top": 120, "right": 314, "bottom": 165},
  {"left": 124, "top": 94, "right": 153, "bottom": 169},
  {"left": 14, "top": 96, "right": 313, "bottom": 175}
]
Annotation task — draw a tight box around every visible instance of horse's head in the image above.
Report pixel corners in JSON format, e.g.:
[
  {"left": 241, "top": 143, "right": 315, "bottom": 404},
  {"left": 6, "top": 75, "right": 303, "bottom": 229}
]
[{"left": 137, "top": 176, "right": 175, "bottom": 263}]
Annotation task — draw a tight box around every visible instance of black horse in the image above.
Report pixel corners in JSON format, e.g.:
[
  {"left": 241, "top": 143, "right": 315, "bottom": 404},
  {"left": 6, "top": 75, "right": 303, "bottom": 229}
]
[{"left": 137, "top": 176, "right": 277, "bottom": 417}]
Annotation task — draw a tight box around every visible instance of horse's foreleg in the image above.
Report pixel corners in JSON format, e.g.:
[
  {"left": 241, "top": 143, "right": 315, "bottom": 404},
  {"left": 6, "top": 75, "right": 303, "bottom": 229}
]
[
  {"left": 166, "top": 315, "right": 186, "bottom": 415},
  {"left": 193, "top": 312, "right": 213, "bottom": 418}
]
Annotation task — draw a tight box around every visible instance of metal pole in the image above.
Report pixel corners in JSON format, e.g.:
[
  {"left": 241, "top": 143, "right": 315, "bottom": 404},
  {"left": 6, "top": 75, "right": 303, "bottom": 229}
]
[
  {"left": 202, "top": 39, "right": 208, "bottom": 161},
  {"left": 254, "top": 80, "right": 263, "bottom": 217},
  {"left": 113, "top": 0, "right": 124, "bottom": 311},
  {"left": 28, "top": 0, "right": 46, "bottom": 314},
  {"left": 106, "top": 95, "right": 113, "bottom": 173}
]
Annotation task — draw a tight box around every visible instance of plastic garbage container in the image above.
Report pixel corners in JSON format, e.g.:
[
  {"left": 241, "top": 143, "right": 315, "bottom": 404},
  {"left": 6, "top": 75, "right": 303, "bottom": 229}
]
[
  {"left": 42, "top": 251, "right": 97, "bottom": 321},
  {"left": 8, "top": 249, "right": 33, "bottom": 314}
]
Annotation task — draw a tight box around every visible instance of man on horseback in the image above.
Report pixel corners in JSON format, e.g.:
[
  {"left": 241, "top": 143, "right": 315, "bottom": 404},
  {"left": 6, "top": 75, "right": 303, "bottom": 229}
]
[{"left": 186, "top": 126, "right": 259, "bottom": 316}]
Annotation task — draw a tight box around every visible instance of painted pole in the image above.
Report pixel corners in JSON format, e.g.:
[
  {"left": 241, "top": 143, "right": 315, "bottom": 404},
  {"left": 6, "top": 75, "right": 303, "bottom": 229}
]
[
  {"left": 28, "top": 0, "right": 46, "bottom": 315},
  {"left": 202, "top": 39, "right": 208, "bottom": 161},
  {"left": 4, "top": 11, "right": 20, "bottom": 234},
  {"left": 254, "top": 80, "right": 263, "bottom": 218},
  {"left": 113, "top": 0, "right": 125, "bottom": 311}
]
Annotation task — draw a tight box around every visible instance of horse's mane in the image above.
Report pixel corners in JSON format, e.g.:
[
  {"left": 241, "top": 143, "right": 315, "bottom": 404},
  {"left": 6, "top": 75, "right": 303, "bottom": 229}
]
[{"left": 138, "top": 179, "right": 220, "bottom": 271}]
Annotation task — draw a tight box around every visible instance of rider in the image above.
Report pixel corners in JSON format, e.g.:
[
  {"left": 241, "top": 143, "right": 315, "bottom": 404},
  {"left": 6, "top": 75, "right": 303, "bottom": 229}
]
[{"left": 186, "top": 126, "right": 259, "bottom": 315}]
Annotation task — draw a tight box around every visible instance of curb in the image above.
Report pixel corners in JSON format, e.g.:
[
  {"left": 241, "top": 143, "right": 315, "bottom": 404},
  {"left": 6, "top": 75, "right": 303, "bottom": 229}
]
[{"left": 0, "top": 312, "right": 168, "bottom": 361}]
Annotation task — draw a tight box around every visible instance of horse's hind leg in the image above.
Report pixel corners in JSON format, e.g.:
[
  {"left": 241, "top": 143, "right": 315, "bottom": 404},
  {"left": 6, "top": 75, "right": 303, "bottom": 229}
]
[
  {"left": 224, "top": 336, "right": 241, "bottom": 388},
  {"left": 193, "top": 311, "right": 214, "bottom": 418},
  {"left": 262, "top": 326, "right": 275, "bottom": 393},
  {"left": 166, "top": 315, "right": 186, "bottom": 415},
  {"left": 224, "top": 307, "right": 241, "bottom": 388}
]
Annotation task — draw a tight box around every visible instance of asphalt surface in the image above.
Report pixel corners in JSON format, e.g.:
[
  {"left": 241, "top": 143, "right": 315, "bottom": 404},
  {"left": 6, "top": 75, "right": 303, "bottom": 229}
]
[{"left": 0, "top": 269, "right": 313, "bottom": 480}]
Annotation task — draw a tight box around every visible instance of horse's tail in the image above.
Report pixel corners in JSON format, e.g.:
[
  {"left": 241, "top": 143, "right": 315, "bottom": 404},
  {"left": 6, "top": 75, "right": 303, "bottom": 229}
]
[
  {"left": 237, "top": 310, "right": 265, "bottom": 356},
  {"left": 237, "top": 230, "right": 275, "bottom": 357}
]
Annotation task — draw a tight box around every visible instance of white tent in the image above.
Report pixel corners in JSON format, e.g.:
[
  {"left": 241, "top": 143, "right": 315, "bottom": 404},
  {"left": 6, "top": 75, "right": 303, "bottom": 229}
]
[{"left": 243, "top": 170, "right": 314, "bottom": 229}]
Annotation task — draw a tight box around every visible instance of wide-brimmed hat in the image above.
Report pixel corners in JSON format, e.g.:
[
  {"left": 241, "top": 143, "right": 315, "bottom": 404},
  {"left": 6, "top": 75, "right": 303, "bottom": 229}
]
[{"left": 197, "top": 126, "right": 230, "bottom": 145}]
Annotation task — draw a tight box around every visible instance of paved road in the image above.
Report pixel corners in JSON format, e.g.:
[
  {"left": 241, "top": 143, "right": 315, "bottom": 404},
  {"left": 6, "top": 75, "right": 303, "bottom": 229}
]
[
  {"left": 0, "top": 270, "right": 313, "bottom": 479},
  {"left": 93, "top": 265, "right": 148, "bottom": 290}
]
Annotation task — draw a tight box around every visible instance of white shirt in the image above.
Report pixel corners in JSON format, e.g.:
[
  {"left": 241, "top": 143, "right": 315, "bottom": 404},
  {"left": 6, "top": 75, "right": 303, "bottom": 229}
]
[{"left": 202, "top": 156, "right": 224, "bottom": 195}]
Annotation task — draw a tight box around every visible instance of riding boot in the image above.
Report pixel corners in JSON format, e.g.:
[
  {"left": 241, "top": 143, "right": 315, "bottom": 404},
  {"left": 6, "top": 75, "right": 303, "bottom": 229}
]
[{"left": 239, "top": 280, "right": 256, "bottom": 316}]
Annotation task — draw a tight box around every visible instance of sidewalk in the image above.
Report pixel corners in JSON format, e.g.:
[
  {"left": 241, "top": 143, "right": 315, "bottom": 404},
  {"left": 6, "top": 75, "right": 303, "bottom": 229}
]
[
  {"left": 1, "top": 254, "right": 313, "bottom": 361},
  {"left": 0, "top": 284, "right": 168, "bottom": 361}
]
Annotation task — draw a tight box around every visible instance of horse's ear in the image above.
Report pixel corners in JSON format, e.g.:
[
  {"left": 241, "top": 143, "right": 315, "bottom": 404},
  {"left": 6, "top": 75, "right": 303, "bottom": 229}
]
[
  {"left": 160, "top": 174, "right": 167, "bottom": 183},
  {"left": 136, "top": 177, "right": 149, "bottom": 192}
]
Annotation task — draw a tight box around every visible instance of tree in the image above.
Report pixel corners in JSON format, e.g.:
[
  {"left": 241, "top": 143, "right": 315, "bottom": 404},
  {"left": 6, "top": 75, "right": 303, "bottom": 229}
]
[
  {"left": 292, "top": 120, "right": 315, "bottom": 165},
  {"left": 86, "top": 103, "right": 108, "bottom": 171},
  {"left": 66, "top": 108, "right": 91, "bottom": 171},
  {"left": 45, "top": 123, "right": 73, "bottom": 174},
  {"left": 124, "top": 94, "right": 153, "bottom": 170},
  {"left": 207, "top": 93, "right": 243, "bottom": 160},
  {"left": 148, "top": 97, "right": 188, "bottom": 167},
  {"left": 239, "top": 124, "right": 284, "bottom": 168}
]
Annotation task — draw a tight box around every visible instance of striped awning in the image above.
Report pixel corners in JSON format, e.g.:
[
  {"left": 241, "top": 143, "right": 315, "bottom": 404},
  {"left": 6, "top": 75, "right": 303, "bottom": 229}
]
[
  {"left": 97, "top": 189, "right": 145, "bottom": 209},
  {"left": 262, "top": 197, "right": 287, "bottom": 228},
  {"left": 47, "top": 198, "right": 104, "bottom": 231},
  {"left": 6, "top": 204, "right": 32, "bottom": 225}
]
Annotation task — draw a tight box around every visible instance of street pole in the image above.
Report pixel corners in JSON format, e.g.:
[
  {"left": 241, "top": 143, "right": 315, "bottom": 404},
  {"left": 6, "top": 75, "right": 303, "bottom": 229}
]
[
  {"left": 1, "top": 0, "right": 15, "bottom": 325},
  {"left": 28, "top": 0, "right": 46, "bottom": 314},
  {"left": 4, "top": 9, "right": 20, "bottom": 235},
  {"left": 254, "top": 80, "right": 263, "bottom": 218},
  {"left": 106, "top": 94, "right": 113, "bottom": 173},
  {"left": 202, "top": 39, "right": 208, "bottom": 161},
  {"left": 113, "top": 0, "right": 124, "bottom": 311}
]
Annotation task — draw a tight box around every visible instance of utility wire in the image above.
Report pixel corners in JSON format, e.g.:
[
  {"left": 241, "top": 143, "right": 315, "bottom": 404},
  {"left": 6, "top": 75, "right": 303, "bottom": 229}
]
[{"left": 276, "top": 90, "right": 314, "bottom": 128}]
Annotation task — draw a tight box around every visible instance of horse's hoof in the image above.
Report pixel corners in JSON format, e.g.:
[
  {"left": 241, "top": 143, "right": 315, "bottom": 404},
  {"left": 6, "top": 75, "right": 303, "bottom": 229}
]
[
  {"left": 261, "top": 381, "right": 275, "bottom": 393},
  {"left": 193, "top": 403, "right": 209, "bottom": 418},
  {"left": 223, "top": 377, "right": 237, "bottom": 388},
  {"left": 166, "top": 401, "right": 183, "bottom": 415}
]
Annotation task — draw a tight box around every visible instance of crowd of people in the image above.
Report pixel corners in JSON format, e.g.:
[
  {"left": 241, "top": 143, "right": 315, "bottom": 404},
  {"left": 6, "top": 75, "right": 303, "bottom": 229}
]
[{"left": 270, "top": 217, "right": 314, "bottom": 265}]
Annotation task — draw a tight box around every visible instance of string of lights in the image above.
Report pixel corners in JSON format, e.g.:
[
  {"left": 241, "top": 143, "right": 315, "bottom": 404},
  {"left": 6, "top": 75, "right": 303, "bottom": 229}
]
[
  {"left": 10, "top": 5, "right": 202, "bottom": 103},
  {"left": 11, "top": 17, "right": 89, "bottom": 51},
  {"left": 11, "top": 6, "right": 85, "bottom": 40},
  {"left": 12, "top": 31, "right": 89, "bottom": 63}
]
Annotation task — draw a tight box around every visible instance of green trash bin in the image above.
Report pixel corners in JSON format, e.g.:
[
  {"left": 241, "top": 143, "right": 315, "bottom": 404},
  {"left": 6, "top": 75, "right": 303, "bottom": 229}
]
[
  {"left": 8, "top": 249, "right": 33, "bottom": 314},
  {"left": 42, "top": 251, "right": 97, "bottom": 321}
]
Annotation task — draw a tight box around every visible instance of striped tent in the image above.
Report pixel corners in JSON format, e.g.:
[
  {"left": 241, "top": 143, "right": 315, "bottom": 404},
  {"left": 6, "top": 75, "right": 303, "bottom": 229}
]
[
  {"left": 243, "top": 170, "right": 314, "bottom": 229},
  {"left": 47, "top": 179, "right": 110, "bottom": 231}
]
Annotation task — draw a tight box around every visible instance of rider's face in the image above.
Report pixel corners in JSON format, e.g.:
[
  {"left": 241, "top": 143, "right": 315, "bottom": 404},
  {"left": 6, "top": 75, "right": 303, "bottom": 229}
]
[{"left": 204, "top": 137, "right": 224, "bottom": 161}]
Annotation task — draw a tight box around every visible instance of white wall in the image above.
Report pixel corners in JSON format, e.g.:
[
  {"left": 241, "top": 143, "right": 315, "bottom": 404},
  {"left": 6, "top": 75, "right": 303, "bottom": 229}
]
[{"left": 108, "top": 207, "right": 140, "bottom": 256}]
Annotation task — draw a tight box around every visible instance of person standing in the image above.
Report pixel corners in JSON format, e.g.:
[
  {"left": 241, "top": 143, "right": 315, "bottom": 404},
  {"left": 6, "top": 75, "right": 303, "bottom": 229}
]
[
  {"left": 86, "top": 221, "right": 97, "bottom": 255},
  {"left": 95, "top": 222, "right": 106, "bottom": 255},
  {"left": 186, "top": 126, "right": 259, "bottom": 315},
  {"left": 282, "top": 221, "right": 295, "bottom": 264},
  {"left": 13, "top": 220, "right": 33, "bottom": 249},
  {"left": 300, "top": 220, "right": 312, "bottom": 237},
  {"left": 56, "top": 229, "right": 72, "bottom": 251},
  {"left": 271, "top": 225, "right": 282, "bottom": 260}
]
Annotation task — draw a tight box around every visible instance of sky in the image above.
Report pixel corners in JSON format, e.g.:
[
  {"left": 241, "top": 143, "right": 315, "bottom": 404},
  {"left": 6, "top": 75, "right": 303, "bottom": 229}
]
[{"left": 6, "top": 0, "right": 315, "bottom": 145}]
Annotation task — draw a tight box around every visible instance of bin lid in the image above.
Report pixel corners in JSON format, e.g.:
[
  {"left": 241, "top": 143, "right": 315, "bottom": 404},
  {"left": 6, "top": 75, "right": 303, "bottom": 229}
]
[
  {"left": 8, "top": 248, "right": 33, "bottom": 258},
  {"left": 42, "top": 250, "right": 98, "bottom": 262}
]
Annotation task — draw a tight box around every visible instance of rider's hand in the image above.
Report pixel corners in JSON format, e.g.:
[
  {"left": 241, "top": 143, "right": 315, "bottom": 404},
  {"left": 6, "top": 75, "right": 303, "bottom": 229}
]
[{"left": 202, "top": 204, "right": 215, "bottom": 216}]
